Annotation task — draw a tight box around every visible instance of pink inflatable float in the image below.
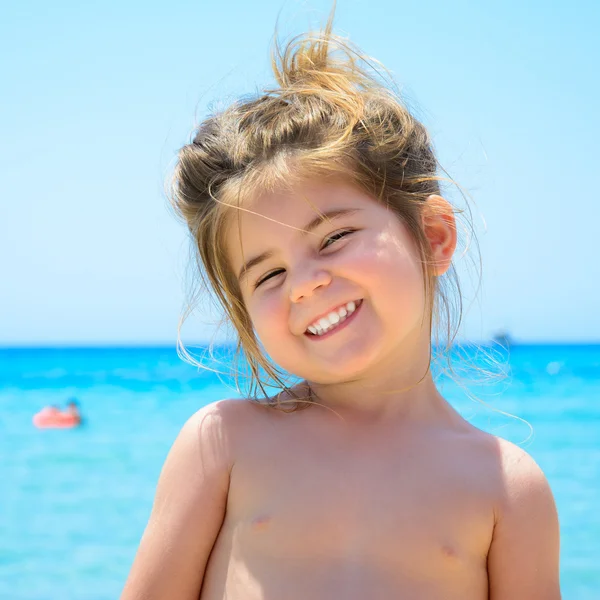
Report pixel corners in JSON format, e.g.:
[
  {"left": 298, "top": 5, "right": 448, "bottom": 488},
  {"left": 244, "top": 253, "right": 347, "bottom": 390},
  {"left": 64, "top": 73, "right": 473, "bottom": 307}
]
[{"left": 33, "top": 406, "right": 80, "bottom": 429}]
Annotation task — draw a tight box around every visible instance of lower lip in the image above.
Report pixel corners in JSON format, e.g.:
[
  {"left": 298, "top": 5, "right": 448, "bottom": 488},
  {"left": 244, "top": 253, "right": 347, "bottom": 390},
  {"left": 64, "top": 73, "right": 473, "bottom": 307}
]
[{"left": 304, "top": 300, "right": 363, "bottom": 342}]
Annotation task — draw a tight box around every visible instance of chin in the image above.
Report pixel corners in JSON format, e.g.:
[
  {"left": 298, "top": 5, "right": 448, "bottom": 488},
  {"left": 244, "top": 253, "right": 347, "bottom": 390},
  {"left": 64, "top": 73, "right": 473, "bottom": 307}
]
[
  {"left": 313, "top": 357, "right": 379, "bottom": 384},
  {"left": 283, "top": 339, "right": 384, "bottom": 385}
]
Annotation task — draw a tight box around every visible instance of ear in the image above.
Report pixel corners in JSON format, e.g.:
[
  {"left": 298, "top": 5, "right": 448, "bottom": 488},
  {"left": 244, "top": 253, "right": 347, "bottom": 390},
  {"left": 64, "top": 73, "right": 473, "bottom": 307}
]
[{"left": 422, "top": 195, "right": 457, "bottom": 276}]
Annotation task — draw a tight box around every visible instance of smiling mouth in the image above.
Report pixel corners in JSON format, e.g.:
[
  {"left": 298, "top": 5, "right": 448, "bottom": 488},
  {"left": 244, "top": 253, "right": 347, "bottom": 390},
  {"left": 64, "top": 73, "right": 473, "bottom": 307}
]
[{"left": 304, "top": 299, "right": 363, "bottom": 338}]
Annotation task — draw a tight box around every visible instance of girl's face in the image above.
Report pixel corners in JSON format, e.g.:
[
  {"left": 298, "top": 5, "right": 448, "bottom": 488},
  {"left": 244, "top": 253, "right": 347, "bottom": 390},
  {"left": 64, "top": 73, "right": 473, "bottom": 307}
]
[{"left": 226, "top": 179, "right": 439, "bottom": 384}]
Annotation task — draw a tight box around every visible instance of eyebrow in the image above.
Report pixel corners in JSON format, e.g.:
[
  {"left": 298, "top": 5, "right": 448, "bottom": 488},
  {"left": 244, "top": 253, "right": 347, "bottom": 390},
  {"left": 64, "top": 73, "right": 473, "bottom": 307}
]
[{"left": 237, "top": 208, "right": 360, "bottom": 281}]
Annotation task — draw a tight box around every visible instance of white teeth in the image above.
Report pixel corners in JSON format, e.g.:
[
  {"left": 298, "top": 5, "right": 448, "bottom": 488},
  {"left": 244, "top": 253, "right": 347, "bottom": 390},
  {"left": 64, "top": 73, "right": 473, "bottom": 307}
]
[{"left": 305, "top": 300, "right": 361, "bottom": 336}]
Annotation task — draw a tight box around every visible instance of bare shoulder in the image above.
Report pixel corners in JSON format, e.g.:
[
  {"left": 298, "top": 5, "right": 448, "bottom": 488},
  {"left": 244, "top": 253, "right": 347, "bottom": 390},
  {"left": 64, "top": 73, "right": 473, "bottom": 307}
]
[
  {"left": 147, "top": 397, "right": 267, "bottom": 514},
  {"left": 121, "top": 397, "right": 267, "bottom": 600},
  {"left": 449, "top": 422, "right": 548, "bottom": 476},
  {"left": 148, "top": 398, "right": 254, "bottom": 507},
  {"left": 470, "top": 427, "right": 554, "bottom": 495},
  {"left": 186, "top": 396, "right": 254, "bottom": 426},
  {"left": 440, "top": 424, "right": 556, "bottom": 510},
  {"left": 441, "top": 427, "right": 560, "bottom": 597},
  {"left": 183, "top": 397, "right": 265, "bottom": 453},
  {"left": 183, "top": 396, "right": 281, "bottom": 458},
  {"left": 491, "top": 436, "right": 555, "bottom": 508},
  {"left": 444, "top": 422, "right": 558, "bottom": 515},
  {"left": 484, "top": 435, "right": 561, "bottom": 598},
  {"left": 185, "top": 396, "right": 255, "bottom": 435}
]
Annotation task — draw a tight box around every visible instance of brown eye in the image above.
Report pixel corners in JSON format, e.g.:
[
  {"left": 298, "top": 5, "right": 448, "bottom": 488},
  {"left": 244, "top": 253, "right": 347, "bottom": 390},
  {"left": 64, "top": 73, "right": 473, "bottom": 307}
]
[{"left": 321, "top": 229, "right": 354, "bottom": 250}]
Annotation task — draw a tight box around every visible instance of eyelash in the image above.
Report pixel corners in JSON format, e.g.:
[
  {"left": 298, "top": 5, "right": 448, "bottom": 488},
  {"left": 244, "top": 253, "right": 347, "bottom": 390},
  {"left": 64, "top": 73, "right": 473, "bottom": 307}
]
[
  {"left": 321, "top": 228, "right": 354, "bottom": 249},
  {"left": 253, "top": 228, "right": 355, "bottom": 289}
]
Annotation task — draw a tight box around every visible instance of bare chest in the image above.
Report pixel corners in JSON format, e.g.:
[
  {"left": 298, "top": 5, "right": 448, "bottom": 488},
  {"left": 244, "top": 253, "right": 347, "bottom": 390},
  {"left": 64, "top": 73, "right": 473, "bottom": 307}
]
[{"left": 224, "top": 429, "right": 494, "bottom": 574}]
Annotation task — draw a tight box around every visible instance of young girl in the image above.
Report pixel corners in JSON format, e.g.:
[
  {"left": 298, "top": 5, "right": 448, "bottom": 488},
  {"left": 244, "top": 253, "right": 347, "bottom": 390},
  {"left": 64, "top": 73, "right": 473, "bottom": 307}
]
[{"left": 122, "top": 15, "right": 561, "bottom": 600}]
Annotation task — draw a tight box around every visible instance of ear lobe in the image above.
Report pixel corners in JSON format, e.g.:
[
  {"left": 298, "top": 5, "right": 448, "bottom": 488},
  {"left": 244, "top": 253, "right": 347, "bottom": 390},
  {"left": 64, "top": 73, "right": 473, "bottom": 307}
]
[{"left": 422, "top": 195, "right": 457, "bottom": 276}]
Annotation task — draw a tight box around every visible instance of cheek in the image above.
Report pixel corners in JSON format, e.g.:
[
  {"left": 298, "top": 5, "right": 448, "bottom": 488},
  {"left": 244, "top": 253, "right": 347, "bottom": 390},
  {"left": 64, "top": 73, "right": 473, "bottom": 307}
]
[
  {"left": 350, "top": 234, "right": 425, "bottom": 317},
  {"left": 247, "top": 292, "right": 289, "bottom": 348}
]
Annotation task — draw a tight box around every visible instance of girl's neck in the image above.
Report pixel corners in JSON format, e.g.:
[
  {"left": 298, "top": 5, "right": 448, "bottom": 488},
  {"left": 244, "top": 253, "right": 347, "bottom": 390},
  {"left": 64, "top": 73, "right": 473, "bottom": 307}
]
[{"left": 305, "top": 335, "right": 458, "bottom": 427}]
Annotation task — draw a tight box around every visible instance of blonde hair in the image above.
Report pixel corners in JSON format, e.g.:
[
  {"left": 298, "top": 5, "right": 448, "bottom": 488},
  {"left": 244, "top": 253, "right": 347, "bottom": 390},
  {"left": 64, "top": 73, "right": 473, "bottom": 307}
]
[{"left": 169, "top": 11, "right": 476, "bottom": 406}]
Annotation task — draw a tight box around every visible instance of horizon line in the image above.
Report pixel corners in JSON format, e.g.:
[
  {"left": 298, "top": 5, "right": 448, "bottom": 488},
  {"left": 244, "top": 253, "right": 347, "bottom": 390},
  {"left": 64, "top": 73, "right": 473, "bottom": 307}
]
[{"left": 1, "top": 340, "right": 600, "bottom": 350}]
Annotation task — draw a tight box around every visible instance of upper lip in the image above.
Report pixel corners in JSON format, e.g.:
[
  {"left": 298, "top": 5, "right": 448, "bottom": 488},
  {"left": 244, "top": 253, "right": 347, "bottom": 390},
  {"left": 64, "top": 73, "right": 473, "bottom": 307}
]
[{"left": 299, "top": 299, "right": 361, "bottom": 333}]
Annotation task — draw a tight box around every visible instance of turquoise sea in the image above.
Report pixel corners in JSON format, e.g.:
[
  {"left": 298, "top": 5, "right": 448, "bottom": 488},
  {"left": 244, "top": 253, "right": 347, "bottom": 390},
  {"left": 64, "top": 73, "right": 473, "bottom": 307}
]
[{"left": 1, "top": 345, "right": 599, "bottom": 599}]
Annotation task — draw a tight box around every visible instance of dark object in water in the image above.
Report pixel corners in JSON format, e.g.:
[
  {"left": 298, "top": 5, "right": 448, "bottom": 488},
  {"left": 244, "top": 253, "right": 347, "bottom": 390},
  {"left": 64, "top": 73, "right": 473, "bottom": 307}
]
[{"left": 492, "top": 330, "right": 514, "bottom": 349}]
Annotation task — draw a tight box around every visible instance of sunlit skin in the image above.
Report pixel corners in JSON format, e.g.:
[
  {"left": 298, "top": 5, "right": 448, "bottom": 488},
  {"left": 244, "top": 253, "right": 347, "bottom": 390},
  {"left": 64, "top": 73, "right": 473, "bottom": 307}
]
[
  {"left": 121, "top": 178, "right": 561, "bottom": 600},
  {"left": 227, "top": 178, "right": 457, "bottom": 419}
]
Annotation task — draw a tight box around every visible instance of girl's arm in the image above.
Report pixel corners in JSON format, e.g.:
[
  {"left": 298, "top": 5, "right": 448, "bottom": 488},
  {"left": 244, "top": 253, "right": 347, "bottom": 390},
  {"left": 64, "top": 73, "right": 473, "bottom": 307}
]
[
  {"left": 487, "top": 441, "right": 561, "bottom": 599},
  {"left": 121, "top": 401, "right": 234, "bottom": 600}
]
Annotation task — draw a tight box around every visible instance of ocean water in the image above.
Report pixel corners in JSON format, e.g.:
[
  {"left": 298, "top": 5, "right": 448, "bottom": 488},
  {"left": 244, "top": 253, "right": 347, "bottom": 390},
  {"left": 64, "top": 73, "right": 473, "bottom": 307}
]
[{"left": 1, "top": 344, "right": 598, "bottom": 599}]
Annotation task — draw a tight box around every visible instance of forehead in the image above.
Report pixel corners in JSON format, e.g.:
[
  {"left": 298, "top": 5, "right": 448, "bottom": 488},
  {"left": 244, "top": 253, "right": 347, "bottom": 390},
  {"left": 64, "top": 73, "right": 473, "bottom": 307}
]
[{"left": 225, "top": 179, "right": 376, "bottom": 252}]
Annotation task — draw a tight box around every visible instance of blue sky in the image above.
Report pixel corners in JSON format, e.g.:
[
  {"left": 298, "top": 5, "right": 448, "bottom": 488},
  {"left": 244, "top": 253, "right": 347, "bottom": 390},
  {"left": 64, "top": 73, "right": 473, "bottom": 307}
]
[{"left": 2, "top": 0, "right": 599, "bottom": 345}]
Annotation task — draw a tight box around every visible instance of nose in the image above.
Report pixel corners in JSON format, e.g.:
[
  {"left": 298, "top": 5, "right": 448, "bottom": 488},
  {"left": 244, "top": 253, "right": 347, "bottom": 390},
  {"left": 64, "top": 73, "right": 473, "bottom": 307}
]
[{"left": 288, "top": 266, "right": 332, "bottom": 303}]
